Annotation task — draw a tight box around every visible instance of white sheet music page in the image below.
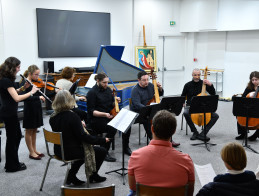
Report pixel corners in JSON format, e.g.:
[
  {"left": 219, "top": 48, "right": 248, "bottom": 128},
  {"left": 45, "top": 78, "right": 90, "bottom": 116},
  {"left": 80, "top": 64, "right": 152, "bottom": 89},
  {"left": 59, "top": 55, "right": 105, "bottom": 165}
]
[
  {"left": 194, "top": 163, "right": 216, "bottom": 187},
  {"left": 108, "top": 108, "right": 138, "bottom": 133},
  {"left": 85, "top": 74, "right": 97, "bottom": 88}
]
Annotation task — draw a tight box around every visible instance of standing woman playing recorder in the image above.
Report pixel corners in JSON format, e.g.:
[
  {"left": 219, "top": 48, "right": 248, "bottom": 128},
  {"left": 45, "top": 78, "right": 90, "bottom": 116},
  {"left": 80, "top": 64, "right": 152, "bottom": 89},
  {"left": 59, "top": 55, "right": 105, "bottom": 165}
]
[
  {"left": 0, "top": 57, "right": 38, "bottom": 172},
  {"left": 22, "top": 65, "right": 45, "bottom": 160}
]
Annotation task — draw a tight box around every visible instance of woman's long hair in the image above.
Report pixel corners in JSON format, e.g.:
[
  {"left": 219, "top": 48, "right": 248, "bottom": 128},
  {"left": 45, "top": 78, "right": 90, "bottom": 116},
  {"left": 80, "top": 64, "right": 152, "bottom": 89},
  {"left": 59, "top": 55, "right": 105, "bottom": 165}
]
[{"left": 0, "top": 57, "right": 21, "bottom": 81}]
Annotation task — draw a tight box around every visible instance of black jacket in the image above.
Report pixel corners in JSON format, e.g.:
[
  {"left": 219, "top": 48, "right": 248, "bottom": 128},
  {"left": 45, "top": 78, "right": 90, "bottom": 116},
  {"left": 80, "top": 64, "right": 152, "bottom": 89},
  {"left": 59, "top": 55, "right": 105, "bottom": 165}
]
[
  {"left": 181, "top": 80, "right": 215, "bottom": 105},
  {"left": 196, "top": 171, "right": 259, "bottom": 196},
  {"left": 49, "top": 110, "right": 106, "bottom": 160}
]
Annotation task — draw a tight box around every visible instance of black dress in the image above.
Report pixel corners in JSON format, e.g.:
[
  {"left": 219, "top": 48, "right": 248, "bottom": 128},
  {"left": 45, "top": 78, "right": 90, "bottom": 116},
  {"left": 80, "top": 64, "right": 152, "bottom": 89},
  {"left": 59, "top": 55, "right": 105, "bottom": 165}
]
[
  {"left": 23, "top": 85, "right": 43, "bottom": 129},
  {"left": 0, "top": 77, "right": 22, "bottom": 171}
]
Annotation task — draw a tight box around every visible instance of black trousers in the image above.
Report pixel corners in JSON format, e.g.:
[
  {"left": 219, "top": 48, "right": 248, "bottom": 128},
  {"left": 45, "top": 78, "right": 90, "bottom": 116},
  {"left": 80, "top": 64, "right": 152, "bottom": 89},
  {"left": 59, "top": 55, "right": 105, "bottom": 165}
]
[
  {"left": 237, "top": 122, "right": 259, "bottom": 135},
  {"left": 183, "top": 106, "right": 219, "bottom": 133},
  {"left": 2, "top": 115, "right": 22, "bottom": 170},
  {"left": 90, "top": 118, "right": 117, "bottom": 151},
  {"left": 91, "top": 117, "right": 131, "bottom": 150},
  {"left": 68, "top": 146, "right": 107, "bottom": 177}
]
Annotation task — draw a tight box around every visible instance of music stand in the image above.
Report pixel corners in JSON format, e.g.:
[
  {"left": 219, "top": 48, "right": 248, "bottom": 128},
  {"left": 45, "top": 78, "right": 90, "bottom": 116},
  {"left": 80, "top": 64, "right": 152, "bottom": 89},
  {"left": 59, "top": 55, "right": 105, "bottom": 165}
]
[
  {"left": 189, "top": 95, "right": 218, "bottom": 151},
  {"left": 161, "top": 96, "right": 185, "bottom": 116},
  {"left": 105, "top": 110, "right": 138, "bottom": 185},
  {"left": 233, "top": 97, "right": 259, "bottom": 154},
  {"left": 69, "top": 78, "right": 80, "bottom": 95}
]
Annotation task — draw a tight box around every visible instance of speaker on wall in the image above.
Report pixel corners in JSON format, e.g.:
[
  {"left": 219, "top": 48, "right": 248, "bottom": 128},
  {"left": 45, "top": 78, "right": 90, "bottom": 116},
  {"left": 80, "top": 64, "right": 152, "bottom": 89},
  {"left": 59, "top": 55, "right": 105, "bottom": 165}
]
[{"left": 43, "top": 61, "right": 54, "bottom": 73}]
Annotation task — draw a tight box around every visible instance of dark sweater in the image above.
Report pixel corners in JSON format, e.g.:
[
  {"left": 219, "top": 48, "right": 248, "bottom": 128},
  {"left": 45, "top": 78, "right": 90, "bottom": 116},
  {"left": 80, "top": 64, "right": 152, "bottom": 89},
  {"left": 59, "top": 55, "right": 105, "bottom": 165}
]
[
  {"left": 49, "top": 110, "right": 106, "bottom": 159},
  {"left": 196, "top": 171, "right": 259, "bottom": 196},
  {"left": 130, "top": 83, "right": 164, "bottom": 112},
  {"left": 181, "top": 80, "right": 216, "bottom": 105},
  {"left": 86, "top": 84, "right": 114, "bottom": 123}
]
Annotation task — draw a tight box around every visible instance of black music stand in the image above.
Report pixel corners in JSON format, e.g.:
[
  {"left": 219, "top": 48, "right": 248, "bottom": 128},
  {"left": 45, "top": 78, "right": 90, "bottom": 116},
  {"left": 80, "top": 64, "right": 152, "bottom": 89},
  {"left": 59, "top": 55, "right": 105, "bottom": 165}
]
[
  {"left": 233, "top": 97, "right": 259, "bottom": 154},
  {"left": 105, "top": 110, "right": 138, "bottom": 185},
  {"left": 189, "top": 95, "right": 218, "bottom": 151},
  {"left": 69, "top": 78, "right": 80, "bottom": 95},
  {"left": 161, "top": 96, "right": 185, "bottom": 116}
]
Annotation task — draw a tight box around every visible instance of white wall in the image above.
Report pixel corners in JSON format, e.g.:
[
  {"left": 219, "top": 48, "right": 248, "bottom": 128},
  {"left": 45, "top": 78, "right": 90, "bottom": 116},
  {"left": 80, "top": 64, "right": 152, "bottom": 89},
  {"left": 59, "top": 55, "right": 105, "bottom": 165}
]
[
  {"left": 133, "top": 0, "right": 185, "bottom": 96},
  {"left": 0, "top": 0, "right": 4, "bottom": 61},
  {"left": 191, "top": 30, "right": 259, "bottom": 98},
  {"left": 0, "top": 0, "right": 133, "bottom": 73},
  {"left": 1, "top": 0, "right": 259, "bottom": 97}
]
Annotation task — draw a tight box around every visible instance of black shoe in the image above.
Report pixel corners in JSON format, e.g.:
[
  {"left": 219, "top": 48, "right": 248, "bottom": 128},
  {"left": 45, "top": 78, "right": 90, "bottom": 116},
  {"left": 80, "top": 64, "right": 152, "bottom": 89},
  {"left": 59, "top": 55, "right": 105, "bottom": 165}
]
[
  {"left": 172, "top": 140, "right": 180, "bottom": 147},
  {"left": 89, "top": 173, "right": 107, "bottom": 183},
  {"left": 104, "top": 153, "right": 116, "bottom": 162},
  {"left": 197, "top": 133, "right": 210, "bottom": 142},
  {"left": 190, "top": 132, "right": 199, "bottom": 140},
  {"left": 66, "top": 175, "right": 85, "bottom": 186},
  {"left": 235, "top": 133, "right": 245, "bottom": 140},
  {"left": 248, "top": 131, "right": 259, "bottom": 141},
  {"left": 124, "top": 147, "right": 132, "bottom": 156},
  {"left": 5, "top": 163, "right": 27, "bottom": 173}
]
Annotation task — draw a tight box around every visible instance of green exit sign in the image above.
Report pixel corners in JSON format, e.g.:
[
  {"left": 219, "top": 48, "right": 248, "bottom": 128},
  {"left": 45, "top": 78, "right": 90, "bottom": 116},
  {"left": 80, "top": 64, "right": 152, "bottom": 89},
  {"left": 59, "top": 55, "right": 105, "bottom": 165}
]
[{"left": 170, "top": 21, "right": 175, "bottom": 26}]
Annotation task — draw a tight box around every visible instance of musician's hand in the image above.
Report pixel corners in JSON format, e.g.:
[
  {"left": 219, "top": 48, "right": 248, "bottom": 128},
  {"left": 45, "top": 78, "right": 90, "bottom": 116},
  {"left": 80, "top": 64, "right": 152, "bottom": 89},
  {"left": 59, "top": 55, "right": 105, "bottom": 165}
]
[
  {"left": 157, "top": 82, "right": 163, "bottom": 91},
  {"left": 24, "top": 81, "right": 30, "bottom": 89},
  {"left": 105, "top": 113, "right": 113, "bottom": 119},
  {"left": 31, "top": 85, "right": 39, "bottom": 95},
  {"left": 39, "top": 96, "right": 45, "bottom": 102},
  {"left": 203, "top": 79, "right": 212, "bottom": 86},
  {"left": 81, "top": 121, "right": 86, "bottom": 127},
  {"left": 79, "top": 97, "right": 86, "bottom": 101},
  {"left": 116, "top": 97, "right": 121, "bottom": 103}
]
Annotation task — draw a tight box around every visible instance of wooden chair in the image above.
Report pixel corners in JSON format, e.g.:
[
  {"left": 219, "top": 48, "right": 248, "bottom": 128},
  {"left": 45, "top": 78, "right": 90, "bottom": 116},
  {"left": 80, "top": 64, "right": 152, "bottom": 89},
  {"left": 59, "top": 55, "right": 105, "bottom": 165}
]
[
  {"left": 39, "top": 128, "right": 87, "bottom": 191},
  {"left": 136, "top": 183, "right": 189, "bottom": 196},
  {"left": 61, "top": 184, "right": 115, "bottom": 196}
]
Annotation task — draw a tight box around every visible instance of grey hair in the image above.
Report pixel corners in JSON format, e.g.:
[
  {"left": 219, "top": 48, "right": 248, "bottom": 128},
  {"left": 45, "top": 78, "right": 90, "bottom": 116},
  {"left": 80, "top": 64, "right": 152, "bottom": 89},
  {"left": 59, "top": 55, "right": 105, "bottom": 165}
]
[
  {"left": 192, "top": 68, "right": 201, "bottom": 74},
  {"left": 52, "top": 90, "right": 75, "bottom": 115}
]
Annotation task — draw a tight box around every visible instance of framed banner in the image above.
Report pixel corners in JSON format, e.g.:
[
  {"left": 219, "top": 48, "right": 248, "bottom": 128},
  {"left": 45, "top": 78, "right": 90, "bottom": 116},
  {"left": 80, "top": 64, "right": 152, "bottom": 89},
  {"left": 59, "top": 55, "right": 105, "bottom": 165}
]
[{"left": 135, "top": 46, "right": 157, "bottom": 72}]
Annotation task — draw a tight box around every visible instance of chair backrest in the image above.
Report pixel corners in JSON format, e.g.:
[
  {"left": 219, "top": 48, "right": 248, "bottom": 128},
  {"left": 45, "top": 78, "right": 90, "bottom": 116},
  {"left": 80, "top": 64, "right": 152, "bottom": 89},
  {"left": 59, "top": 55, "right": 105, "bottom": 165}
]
[
  {"left": 43, "top": 128, "right": 65, "bottom": 160},
  {"left": 61, "top": 184, "right": 115, "bottom": 196},
  {"left": 136, "top": 183, "right": 189, "bottom": 196}
]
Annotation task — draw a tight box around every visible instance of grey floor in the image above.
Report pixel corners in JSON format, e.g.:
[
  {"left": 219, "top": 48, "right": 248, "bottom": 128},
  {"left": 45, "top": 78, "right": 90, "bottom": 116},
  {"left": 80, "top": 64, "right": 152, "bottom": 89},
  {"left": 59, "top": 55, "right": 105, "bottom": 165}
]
[{"left": 0, "top": 101, "right": 259, "bottom": 196}]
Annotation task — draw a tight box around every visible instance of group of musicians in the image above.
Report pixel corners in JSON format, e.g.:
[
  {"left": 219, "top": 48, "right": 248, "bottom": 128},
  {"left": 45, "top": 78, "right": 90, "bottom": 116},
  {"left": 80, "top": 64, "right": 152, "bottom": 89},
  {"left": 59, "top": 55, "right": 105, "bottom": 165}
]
[{"left": 0, "top": 56, "right": 258, "bottom": 178}]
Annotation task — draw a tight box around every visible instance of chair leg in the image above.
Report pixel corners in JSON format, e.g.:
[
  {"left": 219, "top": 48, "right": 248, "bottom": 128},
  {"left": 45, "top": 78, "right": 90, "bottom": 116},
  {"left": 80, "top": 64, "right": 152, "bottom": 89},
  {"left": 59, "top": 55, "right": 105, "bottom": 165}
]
[
  {"left": 186, "top": 120, "right": 188, "bottom": 135},
  {"left": 39, "top": 157, "right": 52, "bottom": 191},
  {"left": 181, "top": 113, "right": 184, "bottom": 130},
  {"left": 138, "top": 124, "right": 141, "bottom": 145},
  {"left": 86, "top": 176, "right": 90, "bottom": 188}
]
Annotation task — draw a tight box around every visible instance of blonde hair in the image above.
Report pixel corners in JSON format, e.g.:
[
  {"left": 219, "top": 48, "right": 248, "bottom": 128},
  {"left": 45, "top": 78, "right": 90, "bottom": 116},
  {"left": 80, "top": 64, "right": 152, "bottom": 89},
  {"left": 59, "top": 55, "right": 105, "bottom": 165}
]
[
  {"left": 52, "top": 90, "right": 75, "bottom": 113},
  {"left": 23, "top": 64, "right": 39, "bottom": 77},
  {"left": 221, "top": 142, "right": 247, "bottom": 170}
]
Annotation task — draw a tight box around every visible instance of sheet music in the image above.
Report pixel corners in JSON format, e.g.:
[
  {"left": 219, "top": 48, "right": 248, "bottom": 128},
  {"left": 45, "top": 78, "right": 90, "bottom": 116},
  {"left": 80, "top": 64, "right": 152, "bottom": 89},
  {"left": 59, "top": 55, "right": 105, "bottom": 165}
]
[
  {"left": 85, "top": 74, "right": 97, "bottom": 88},
  {"left": 194, "top": 163, "right": 216, "bottom": 187},
  {"left": 108, "top": 108, "right": 138, "bottom": 133}
]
